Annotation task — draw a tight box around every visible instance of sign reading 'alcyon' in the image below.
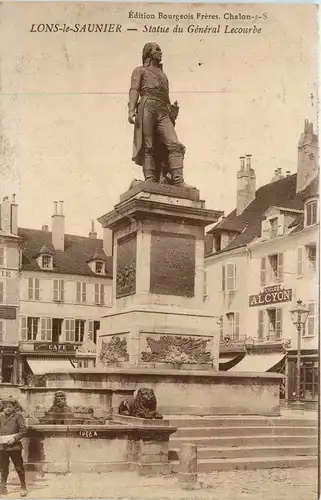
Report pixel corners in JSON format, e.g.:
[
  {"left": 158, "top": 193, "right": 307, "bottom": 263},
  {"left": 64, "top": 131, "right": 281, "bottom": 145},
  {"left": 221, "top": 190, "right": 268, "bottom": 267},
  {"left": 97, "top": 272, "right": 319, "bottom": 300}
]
[{"left": 249, "top": 286, "right": 292, "bottom": 307}]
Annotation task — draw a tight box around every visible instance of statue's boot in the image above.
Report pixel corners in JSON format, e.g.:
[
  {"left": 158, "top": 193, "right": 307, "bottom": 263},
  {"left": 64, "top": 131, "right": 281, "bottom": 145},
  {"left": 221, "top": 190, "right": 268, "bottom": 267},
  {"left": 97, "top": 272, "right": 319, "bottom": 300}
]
[
  {"left": 168, "top": 155, "right": 192, "bottom": 188},
  {"left": 143, "top": 156, "right": 157, "bottom": 183}
]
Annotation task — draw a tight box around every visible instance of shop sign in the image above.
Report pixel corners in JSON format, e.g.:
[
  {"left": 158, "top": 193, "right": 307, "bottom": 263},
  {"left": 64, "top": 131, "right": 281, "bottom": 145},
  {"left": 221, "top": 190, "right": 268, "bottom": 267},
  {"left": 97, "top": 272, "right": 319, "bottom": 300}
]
[
  {"left": 249, "top": 285, "right": 292, "bottom": 307},
  {"left": 0, "top": 270, "right": 18, "bottom": 279},
  {"left": 34, "top": 343, "right": 78, "bottom": 352},
  {"left": 0, "top": 306, "right": 16, "bottom": 320}
]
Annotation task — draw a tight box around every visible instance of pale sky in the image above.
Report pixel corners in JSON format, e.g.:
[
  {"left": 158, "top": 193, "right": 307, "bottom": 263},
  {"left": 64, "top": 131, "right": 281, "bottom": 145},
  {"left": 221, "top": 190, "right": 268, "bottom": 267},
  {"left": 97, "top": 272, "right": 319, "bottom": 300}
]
[{"left": 0, "top": 2, "right": 318, "bottom": 238}]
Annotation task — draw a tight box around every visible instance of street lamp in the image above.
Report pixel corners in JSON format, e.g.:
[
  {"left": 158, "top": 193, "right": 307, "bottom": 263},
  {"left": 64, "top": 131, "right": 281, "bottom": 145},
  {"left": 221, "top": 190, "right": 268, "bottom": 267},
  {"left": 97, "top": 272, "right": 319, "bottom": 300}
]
[{"left": 290, "top": 299, "right": 309, "bottom": 409}]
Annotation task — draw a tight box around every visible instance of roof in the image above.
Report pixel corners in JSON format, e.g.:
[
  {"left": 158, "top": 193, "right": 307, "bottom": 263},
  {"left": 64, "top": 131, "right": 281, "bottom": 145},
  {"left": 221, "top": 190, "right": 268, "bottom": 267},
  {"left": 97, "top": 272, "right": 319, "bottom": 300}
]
[
  {"left": 18, "top": 228, "right": 113, "bottom": 278},
  {"left": 208, "top": 173, "right": 318, "bottom": 254},
  {"left": 208, "top": 218, "right": 246, "bottom": 234}
]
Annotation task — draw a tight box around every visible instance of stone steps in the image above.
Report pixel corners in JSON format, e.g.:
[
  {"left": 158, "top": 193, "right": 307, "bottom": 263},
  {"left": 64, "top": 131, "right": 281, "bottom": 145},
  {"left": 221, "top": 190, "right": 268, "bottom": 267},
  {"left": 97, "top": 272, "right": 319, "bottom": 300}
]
[
  {"left": 174, "top": 425, "right": 317, "bottom": 438},
  {"left": 169, "top": 444, "right": 317, "bottom": 460},
  {"left": 169, "top": 417, "right": 316, "bottom": 427},
  {"left": 168, "top": 416, "right": 318, "bottom": 471},
  {"left": 170, "top": 434, "right": 317, "bottom": 448},
  {"left": 170, "top": 455, "right": 318, "bottom": 472}
]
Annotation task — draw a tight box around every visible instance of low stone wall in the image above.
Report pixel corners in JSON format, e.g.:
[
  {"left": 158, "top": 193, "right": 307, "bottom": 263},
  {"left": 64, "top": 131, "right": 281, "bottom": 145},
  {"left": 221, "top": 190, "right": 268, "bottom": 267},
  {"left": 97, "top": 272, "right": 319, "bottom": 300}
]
[
  {"left": 40, "top": 368, "right": 283, "bottom": 416},
  {"left": 24, "top": 422, "right": 177, "bottom": 475}
]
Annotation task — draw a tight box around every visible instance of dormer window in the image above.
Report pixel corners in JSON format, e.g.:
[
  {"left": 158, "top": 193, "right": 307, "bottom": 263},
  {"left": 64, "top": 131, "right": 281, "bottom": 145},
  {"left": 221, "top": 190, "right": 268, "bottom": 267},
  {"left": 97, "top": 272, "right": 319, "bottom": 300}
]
[
  {"left": 306, "top": 200, "right": 318, "bottom": 227},
  {"left": 95, "top": 261, "right": 104, "bottom": 274},
  {"left": 41, "top": 255, "right": 53, "bottom": 269},
  {"left": 36, "top": 244, "right": 54, "bottom": 270}
]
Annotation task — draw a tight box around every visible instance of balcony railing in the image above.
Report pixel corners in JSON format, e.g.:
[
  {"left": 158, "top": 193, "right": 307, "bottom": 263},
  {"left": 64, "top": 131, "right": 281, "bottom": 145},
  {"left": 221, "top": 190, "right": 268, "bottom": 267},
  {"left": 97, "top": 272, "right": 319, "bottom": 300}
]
[{"left": 220, "top": 333, "right": 291, "bottom": 351}]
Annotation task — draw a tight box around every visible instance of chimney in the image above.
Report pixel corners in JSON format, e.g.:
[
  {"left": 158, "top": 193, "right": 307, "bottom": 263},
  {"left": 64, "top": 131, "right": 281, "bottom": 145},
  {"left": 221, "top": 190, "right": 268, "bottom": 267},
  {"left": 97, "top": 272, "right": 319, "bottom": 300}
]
[
  {"left": 89, "top": 220, "right": 97, "bottom": 239},
  {"left": 0, "top": 195, "right": 18, "bottom": 235},
  {"left": 103, "top": 227, "right": 113, "bottom": 256},
  {"left": 286, "top": 170, "right": 291, "bottom": 177},
  {"left": 270, "top": 168, "right": 285, "bottom": 183},
  {"left": 42, "top": 225, "right": 49, "bottom": 232},
  {"left": 51, "top": 200, "right": 65, "bottom": 251},
  {"left": 296, "top": 119, "right": 319, "bottom": 193},
  {"left": 236, "top": 154, "right": 256, "bottom": 215}
]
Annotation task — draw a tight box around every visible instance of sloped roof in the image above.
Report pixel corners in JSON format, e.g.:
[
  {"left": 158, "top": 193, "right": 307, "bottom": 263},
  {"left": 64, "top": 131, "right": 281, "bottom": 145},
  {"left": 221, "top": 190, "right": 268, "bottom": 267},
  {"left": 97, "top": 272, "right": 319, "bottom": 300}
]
[
  {"left": 209, "top": 173, "right": 318, "bottom": 253},
  {"left": 209, "top": 218, "right": 246, "bottom": 234},
  {"left": 18, "top": 228, "right": 113, "bottom": 278}
]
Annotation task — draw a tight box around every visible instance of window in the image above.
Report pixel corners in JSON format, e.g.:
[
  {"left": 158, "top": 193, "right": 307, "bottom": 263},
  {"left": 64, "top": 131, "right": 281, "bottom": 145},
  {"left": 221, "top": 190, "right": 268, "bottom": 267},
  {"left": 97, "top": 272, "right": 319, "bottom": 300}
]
[
  {"left": 52, "top": 318, "right": 63, "bottom": 343},
  {"left": 226, "top": 312, "right": 240, "bottom": 340},
  {"left": 262, "top": 215, "right": 285, "bottom": 240},
  {"left": 75, "top": 320, "right": 85, "bottom": 343},
  {"left": 306, "top": 200, "right": 317, "bottom": 226},
  {"left": 53, "top": 279, "right": 64, "bottom": 302},
  {"left": 0, "top": 320, "right": 4, "bottom": 343},
  {"left": 258, "top": 308, "right": 283, "bottom": 340},
  {"left": 222, "top": 264, "right": 236, "bottom": 292},
  {"left": 270, "top": 218, "right": 278, "bottom": 238},
  {"left": 95, "top": 261, "right": 104, "bottom": 274},
  {"left": 307, "top": 244, "right": 317, "bottom": 272},
  {"left": 89, "top": 320, "right": 100, "bottom": 344},
  {"left": 303, "top": 302, "right": 316, "bottom": 337},
  {"left": 65, "top": 319, "right": 75, "bottom": 342},
  {"left": 28, "top": 278, "right": 40, "bottom": 300},
  {"left": 41, "top": 255, "right": 52, "bottom": 269},
  {"left": 0, "top": 282, "right": 4, "bottom": 303},
  {"left": 0, "top": 247, "right": 4, "bottom": 266},
  {"left": 94, "top": 284, "right": 105, "bottom": 305},
  {"left": 21, "top": 316, "right": 51, "bottom": 342},
  {"left": 214, "top": 235, "right": 221, "bottom": 253},
  {"left": 27, "top": 317, "right": 39, "bottom": 341},
  {"left": 265, "top": 253, "right": 283, "bottom": 283},
  {"left": 218, "top": 316, "right": 224, "bottom": 341},
  {"left": 76, "top": 282, "right": 87, "bottom": 303},
  {"left": 40, "top": 318, "right": 52, "bottom": 341},
  {"left": 297, "top": 247, "right": 304, "bottom": 277}
]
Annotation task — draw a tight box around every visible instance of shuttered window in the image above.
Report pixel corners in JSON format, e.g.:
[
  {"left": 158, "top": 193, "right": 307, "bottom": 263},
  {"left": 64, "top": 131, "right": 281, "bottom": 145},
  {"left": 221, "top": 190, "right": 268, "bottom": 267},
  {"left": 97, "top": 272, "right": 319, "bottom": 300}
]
[
  {"left": 260, "top": 258, "right": 266, "bottom": 286},
  {"left": 0, "top": 282, "right": 4, "bottom": 303},
  {"left": 28, "top": 278, "right": 40, "bottom": 300},
  {"left": 41, "top": 318, "right": 52, "bottom": 341},
  {"left": 297, "top": 247, "right": 304, "bottom": 277},
  {"left": 258, "top": 310, "right": 264, "bottom": 339},
  {"left": 65, "top": 319, "right": 75, "bottom": 342},
  {"left": 53, "top": 279, "right": 64, "bottom": 302},
  {"left": 275, "top": 308, "right": 283, "bottom": 339}
]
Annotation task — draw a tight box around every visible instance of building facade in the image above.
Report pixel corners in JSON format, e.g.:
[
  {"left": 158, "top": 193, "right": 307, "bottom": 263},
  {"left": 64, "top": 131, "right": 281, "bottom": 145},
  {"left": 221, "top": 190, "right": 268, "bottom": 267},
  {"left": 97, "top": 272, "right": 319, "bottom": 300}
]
[
  {"left": 205, "top": 120, "right": 319, "bottom": 407},
  {"left": 0, "top": 196, "right": 20, "bottom": 383},
  {"left": 1, "top": 199, "right": 113, "bottom": 384}
]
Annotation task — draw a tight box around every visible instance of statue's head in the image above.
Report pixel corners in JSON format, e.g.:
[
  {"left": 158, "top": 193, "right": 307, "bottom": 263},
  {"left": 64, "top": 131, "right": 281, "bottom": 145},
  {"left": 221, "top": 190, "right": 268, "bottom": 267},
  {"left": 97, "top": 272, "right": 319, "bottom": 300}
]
[
  {"left": 54, "top": 390, "right": 67, "bottom": 408},
  {"left": 142, "top": 43, "right": 162, "bottom": 66}
]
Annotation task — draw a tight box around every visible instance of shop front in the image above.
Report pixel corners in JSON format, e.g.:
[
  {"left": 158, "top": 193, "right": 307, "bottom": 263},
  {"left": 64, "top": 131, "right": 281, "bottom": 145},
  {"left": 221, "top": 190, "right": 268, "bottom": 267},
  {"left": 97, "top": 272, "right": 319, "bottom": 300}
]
[
  {"left": 286, "top": 349, "right": 318, "bottom": 409},
  {"left": 19, "top": 341, "right": 79, "bottom": 385}
]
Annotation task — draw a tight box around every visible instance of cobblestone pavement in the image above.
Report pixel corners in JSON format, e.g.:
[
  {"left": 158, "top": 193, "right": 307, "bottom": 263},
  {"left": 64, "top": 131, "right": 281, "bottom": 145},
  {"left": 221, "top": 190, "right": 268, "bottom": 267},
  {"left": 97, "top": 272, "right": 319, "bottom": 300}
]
[{"left": 4, "top": 467, "right": 318, "bottom": 500}]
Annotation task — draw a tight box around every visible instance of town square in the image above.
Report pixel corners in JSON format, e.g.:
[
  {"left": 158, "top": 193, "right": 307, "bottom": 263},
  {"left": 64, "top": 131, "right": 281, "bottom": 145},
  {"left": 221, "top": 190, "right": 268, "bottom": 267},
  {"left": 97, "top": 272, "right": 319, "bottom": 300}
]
[{"left": 0, "top": 2, "right": 319, "bottom": 499}]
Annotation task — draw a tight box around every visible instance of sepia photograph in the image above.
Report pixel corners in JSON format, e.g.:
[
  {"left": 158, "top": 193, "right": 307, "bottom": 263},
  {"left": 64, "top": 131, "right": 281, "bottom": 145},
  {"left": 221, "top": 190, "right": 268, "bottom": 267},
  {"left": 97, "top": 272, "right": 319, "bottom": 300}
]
[{"left": 0, "top": 1, "right": 319, "bottom": 498}]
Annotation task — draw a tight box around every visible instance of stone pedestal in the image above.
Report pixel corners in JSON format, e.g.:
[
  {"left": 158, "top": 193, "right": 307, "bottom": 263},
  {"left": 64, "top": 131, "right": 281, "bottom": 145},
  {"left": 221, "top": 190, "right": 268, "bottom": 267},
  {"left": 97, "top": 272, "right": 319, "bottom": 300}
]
[{"left": 97, "top": 182, "right": 223, "bottom": 371}]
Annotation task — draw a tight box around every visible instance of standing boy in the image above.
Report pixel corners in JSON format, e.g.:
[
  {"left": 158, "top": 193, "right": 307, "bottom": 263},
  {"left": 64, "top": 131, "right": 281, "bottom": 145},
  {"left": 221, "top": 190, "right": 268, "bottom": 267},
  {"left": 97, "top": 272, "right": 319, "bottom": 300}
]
[{"left": 0, "top": 399, "right": 27, "bottom": 496}]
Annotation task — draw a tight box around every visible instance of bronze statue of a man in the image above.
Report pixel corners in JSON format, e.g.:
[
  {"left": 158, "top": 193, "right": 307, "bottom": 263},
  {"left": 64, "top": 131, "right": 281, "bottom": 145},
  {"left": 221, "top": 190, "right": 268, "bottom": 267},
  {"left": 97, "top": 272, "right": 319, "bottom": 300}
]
[{"left": 128, "top": 43, "right": 186, "bottom": 186}]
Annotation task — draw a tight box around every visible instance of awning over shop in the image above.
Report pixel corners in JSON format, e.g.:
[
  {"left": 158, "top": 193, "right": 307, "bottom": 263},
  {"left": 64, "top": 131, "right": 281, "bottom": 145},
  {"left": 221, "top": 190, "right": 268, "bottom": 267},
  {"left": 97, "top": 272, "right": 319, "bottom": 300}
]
[
  {"left": 229, "top": 353, "right": 285, "bottom": 373},
  {"left": 26, "top": 357, "right": 75, "bottom": 375}
]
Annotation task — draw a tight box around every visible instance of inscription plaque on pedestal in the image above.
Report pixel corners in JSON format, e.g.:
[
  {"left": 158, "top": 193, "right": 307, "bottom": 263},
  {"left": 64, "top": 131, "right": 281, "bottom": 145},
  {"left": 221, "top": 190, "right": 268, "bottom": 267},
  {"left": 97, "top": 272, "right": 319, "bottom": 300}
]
[
  {"left": 116, "top": 233, "right": 137, "bottom": 298},
  {"left": 150, "top": 231, "right": 195, "bottom": 297}
]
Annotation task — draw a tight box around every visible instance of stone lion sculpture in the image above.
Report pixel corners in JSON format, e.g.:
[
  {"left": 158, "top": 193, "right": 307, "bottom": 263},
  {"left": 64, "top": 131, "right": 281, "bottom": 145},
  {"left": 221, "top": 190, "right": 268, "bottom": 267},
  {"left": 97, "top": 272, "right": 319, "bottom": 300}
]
[
  {"left": 40, "top": 390, "right": 75, "bottom": 425},
  {"left": 118, "top": 388, "right": 163, "bottom": 419}
]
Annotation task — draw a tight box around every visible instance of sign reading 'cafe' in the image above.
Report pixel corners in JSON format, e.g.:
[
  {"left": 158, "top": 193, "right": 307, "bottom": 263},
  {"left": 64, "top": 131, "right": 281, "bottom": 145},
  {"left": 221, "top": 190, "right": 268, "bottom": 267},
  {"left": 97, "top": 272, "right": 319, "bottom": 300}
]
[{"left": 249, "top": 285, "right": 292, "bottom": 307}]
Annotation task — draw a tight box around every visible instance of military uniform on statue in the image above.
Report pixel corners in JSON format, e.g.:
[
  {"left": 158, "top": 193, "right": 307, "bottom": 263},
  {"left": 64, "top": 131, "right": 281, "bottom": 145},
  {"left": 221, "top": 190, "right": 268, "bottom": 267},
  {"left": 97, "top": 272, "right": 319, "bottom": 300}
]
[{"left": 128, "top": 42, "right": 187, "bottom": 186}]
